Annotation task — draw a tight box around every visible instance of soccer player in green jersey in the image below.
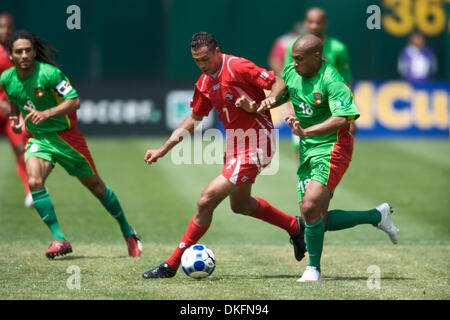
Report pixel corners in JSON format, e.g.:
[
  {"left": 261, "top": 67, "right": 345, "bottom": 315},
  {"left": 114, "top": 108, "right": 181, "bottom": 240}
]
[
  {"left": 0, "top": 30, "right": 142, "bottom": 259},
  {"left": 238, "top": 34, "right": 398, "bottom": 281},
  {"left": 285, "top": 7, "right": 356, "bottom": 150}
]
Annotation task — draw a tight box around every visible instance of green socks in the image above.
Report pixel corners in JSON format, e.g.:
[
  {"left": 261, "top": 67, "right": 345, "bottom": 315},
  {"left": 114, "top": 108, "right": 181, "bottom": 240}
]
[
  {"left": 99, "top": 186, "right": 134, "bottom": 238},
  {"left": 304, "top": 209, "right": 382, "bottom": 273},
  {"left": 305, "top": 218, "right": 325, "bottom": 272},
  {"left": 326, "top": 209, "right": 381, "bottom": 231},
  {"left": 32, "top": 189, "right": 66, "bottom": 241},
  {"left": 32, "top": 187, "right": 133, "bottom": 241}
]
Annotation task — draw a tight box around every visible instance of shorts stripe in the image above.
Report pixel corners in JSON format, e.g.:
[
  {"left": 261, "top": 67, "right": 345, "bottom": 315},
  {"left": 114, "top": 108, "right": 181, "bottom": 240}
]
[
  {"left": 56, "top": 128, "right": 97, "bottom": 175},
  {"left": 229, "top": 157, "right": 241, "bottom": 184},
  {"left": 326, "top": 128, "right": 353, "bottom": 191}
]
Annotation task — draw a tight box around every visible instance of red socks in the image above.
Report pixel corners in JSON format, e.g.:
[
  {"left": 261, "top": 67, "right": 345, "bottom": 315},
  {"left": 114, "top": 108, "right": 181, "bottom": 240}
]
[
  {"left": 252, "top": 197, "right": 298, "bottom": 236},
  {"left": 166, "top": 197, "right": 296, "bottom": 270},
  {"left": 16, "top": 153, "right": 30, "bottom": 194},
  {"left": 166, "top": 219, "right": 209, "bottom": 270}
]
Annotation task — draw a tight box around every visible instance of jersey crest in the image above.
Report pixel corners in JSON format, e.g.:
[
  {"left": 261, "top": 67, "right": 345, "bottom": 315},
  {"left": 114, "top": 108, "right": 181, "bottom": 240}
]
[
  {"left": 34, "top": 87, "right": 44, "bottom": 97},
  {"left": 313, "top": 93, "right": 322, "bottom": 104}
]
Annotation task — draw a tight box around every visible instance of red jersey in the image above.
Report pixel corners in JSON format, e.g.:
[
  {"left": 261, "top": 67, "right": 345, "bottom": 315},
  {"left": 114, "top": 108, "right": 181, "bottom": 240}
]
[
  {"left": 0, "top": 44, "right": 13, "bottom": 101},
  {"left": 190, "top": 54, "right": 276, "bottom": 170},
  {"left": 190, "top": 54, "right": 275, "bottom": 131},
  {"left": 0, "top": 45, "right": 14, "bottom": 120}
]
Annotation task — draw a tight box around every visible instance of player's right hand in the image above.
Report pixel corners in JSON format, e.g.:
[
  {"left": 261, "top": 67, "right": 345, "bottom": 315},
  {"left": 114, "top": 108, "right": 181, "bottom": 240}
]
[
  {"left": 144, "top": 148, "right": 164, "bottom": 165},
  {"left": 257, "top": 96, "right": 276, "bottom": 113},
  {"left": 9, "top": 116, "right": 23, "bottom": 134}
]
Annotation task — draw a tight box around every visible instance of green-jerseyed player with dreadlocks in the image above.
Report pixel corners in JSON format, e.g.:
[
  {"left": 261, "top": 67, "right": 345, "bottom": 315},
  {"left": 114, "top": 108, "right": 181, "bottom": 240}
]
[
  {"left": 0, "top": 30, "right": 142, "bottom": 259},
  {"left": 237, "top": 34, "right": 399, "bottom": 282}
]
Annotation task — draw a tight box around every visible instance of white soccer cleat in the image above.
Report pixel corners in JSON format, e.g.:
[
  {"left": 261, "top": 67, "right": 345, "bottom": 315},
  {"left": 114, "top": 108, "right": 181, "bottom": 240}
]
[
  {"left": 297, "top": 266, "right": 322, "bottom": 282},
  {"left": 376, "top": 203, "right": 399, "bottom": 244},
  {"left": 24, "top": 193, "right": 34, "bottom": 209}
]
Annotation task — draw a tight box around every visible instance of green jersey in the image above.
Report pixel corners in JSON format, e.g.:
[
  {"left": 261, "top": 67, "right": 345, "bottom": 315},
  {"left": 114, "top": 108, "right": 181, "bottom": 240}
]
[
  {"left": 284, "top": 36, "right": 353, "bottom": 84},
  {"left": 281, "top": 61, "right": 359, "bottom": 160},
  {"left": 0, "top": 61, "right": 78, "bottom": 135}
]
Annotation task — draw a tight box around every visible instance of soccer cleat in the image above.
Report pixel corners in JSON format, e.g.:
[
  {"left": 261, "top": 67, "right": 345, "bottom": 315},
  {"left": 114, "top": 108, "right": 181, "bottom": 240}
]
[
  {"left": 290, "top": 216, "right": 307, "bottom": 261},
  {"left": 142, "top": 262, "right": 177, "bottom": 279},
  {"left": 24, "top": 193, "right": 34, "bottom": 208},
  {"left": 297, "top": 266, "right": 322, "bottom": 282},
  {"left": 45, "top": 240, "right": 72, "bottom": 259},
  {"left": 376, "top": 203, "right": 399, "bottom": 244},
  {"left": 125, "top": 230, "right": 142, "bottom": 257}
]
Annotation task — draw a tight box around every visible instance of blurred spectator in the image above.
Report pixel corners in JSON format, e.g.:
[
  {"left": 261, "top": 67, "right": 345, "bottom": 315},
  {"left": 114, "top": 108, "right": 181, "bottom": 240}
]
[
  {"left": 398, "top": 32, "right": 437, "bottom": 83},
  {"left": 284, "top": 8, "right": 353, "bottom": 86},
  {"left": 268, "top": 21, "right": 308, "bottom": 75}
]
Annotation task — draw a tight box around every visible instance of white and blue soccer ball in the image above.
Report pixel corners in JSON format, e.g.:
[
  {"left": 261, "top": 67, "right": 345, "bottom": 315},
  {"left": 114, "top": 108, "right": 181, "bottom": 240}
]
[{"left": 181, "top": 244, "right": 216, "bottom": 279}]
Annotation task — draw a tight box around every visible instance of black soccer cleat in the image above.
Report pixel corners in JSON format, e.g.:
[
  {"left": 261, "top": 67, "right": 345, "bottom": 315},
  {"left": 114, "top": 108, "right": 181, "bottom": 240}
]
[
  {"left": 290, "top": 216, "right": 307, "bottom": 261},
  {"left": 142, "top": 262, "right": 177, "bottom": 279}
]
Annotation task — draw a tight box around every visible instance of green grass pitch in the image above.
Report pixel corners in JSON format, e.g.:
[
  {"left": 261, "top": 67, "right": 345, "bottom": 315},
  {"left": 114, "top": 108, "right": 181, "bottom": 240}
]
[{"left": 0, "top": 137, "right": 449, "bottom": 300}]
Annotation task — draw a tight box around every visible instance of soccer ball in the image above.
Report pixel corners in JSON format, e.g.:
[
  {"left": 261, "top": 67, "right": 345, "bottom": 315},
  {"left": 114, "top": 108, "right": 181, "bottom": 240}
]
[{"left": 181, "top": 244, "right": 216, "bottom": 279}]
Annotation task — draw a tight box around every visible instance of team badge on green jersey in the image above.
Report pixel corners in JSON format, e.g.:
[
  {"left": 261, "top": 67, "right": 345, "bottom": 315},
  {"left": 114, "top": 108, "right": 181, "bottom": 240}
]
[
  {"left": 314, "top": 93, "right": 322, "bottom": 104},
  {"left": 34, "top": 87, "right": 43, "bottom": 97}
]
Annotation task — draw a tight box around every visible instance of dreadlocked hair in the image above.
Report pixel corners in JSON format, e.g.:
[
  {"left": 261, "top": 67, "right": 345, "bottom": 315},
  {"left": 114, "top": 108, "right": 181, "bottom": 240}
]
[{"left": 7, "top": 30, "right": 61, "bottom": 68}]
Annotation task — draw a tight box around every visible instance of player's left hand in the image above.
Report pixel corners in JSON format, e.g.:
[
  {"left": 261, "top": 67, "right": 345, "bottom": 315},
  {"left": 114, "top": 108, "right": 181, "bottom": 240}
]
[
  {"left": 235, "top": 96, "right": 258, "bottom": 113},
  {"left": 24, "top": 105, "right": 50, "bottom": 125},
  {"left": 284, "top": 115, "right": 305, "bottom": 137},
  {"left": 9, "top": 116, "right": 22, "bottom": 134}
]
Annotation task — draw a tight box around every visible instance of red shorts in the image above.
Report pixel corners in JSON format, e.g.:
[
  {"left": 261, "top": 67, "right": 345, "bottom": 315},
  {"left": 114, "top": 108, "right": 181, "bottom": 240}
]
[
  {"left": 221, "top": 156, "right": 260, "bottom": 186},
  {"left": 221, "top": 139, "right": 275, "bottom": 186}
]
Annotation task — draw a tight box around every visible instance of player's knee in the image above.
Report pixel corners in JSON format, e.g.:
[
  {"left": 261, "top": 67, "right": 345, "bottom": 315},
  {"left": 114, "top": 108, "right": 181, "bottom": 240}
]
[
  {"left": 84, "top": 178, "right": 106, "bottom": 198},
  {"left": 27, "top": 176, "right": 44, "bottom": 191},
  {"left": 300, "top": 199, "right": 318, "bottom": 223},
  {"left": 92, "top": 183, "right": 106, "bottom": 198},
  {"left": 197, "top": 194, "right": 215, "bottom": 213}
]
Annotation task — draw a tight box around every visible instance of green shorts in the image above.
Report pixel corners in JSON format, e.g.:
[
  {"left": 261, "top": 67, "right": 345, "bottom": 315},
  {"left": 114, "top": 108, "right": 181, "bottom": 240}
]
[
  {"left": 297, "top": 149, "right": 352, "bottom": 203},
  {"left": 25, "top": 127, "right": 97, "bottom": 178}
]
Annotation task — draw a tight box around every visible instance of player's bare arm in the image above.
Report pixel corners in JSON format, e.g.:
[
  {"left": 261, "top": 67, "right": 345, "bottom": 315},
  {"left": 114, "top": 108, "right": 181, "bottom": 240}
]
[
  {"left": 8, "top": 101, "right": 22, "bottom": 134},
  {"left": 259, "top": 76, "right": 289, "bottom": 112},
  {"left": 285, "top": 115, "right": 348, "bottom": 137},
  {"left": 144, "top": 113, "right": 204, "bottom": 165},
  {"left": 23, "top": 97, "right": 80, "bottom": 126},
  {"left": 235, "top": 76, "right": 287, "bottom": 113}
]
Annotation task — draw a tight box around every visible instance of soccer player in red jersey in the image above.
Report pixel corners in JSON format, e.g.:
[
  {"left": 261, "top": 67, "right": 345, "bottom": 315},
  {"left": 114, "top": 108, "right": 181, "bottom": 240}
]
[
  {"left": 142, "top": 32, "right": 306, "bottom": 278},
  {"left": 0, "top": 12, "right": 33, "bottom": 208}
]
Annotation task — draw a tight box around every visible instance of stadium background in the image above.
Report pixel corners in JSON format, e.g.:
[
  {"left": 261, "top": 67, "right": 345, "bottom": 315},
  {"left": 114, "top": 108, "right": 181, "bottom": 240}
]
[{"left": 2, "top": 0, "right": 449, "bottom": 137}]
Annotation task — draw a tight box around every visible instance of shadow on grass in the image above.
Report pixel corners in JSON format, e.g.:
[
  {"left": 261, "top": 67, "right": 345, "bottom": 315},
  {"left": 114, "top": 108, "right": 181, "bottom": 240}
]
[
  {"left": 211, "top": 274, "right": 415, "bottom": 281},
  {"left": 51, "top": 255, "right": 130, "bottom": 261},
  {"left": 214, "top": 274, "right": 296, "bottom": 280},
  {"left": 323, "top": 276, "right": 415, "bottom": 281}
]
